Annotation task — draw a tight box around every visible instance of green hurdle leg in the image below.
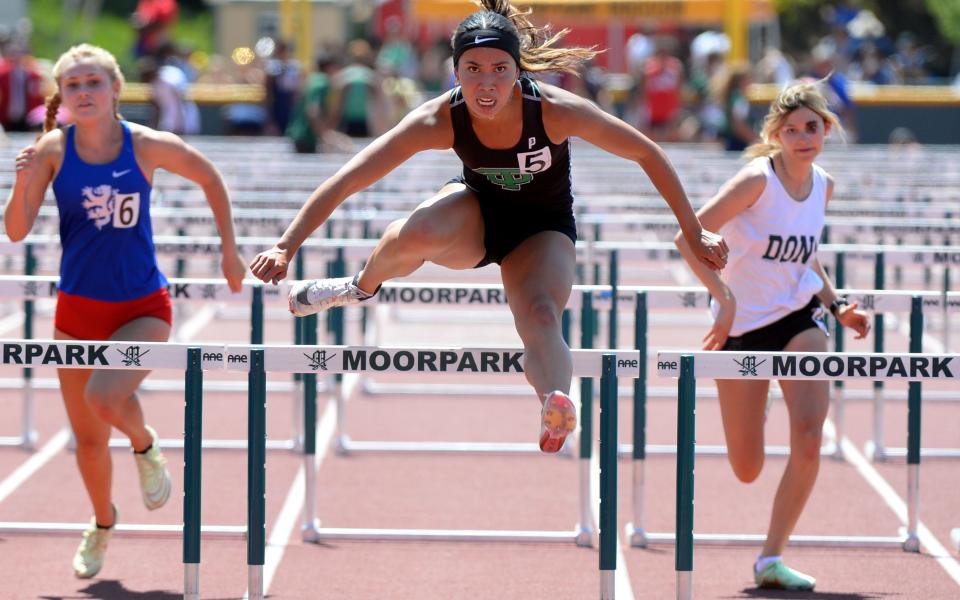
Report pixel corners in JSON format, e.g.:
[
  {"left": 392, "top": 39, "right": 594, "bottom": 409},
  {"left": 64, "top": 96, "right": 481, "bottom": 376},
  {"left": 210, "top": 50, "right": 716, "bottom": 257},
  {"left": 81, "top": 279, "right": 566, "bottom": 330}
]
[
  {"left": 903, "top": 296, "right": 923, "bottom": 552},
  {"left": 599, "top": 354, "right": 618, "bottom": 600},
  {"left": 301, "top": 313, "right": 321, "bottom": 541},
  {"left": 20, "top": 243, "right": 37, "bottom": 449},
  {"left": 830, "top": 251, "right": 846, "bottom": 460},
  {"left": 608, "top": 250, "right": 619, "bottom": 349},
  {"left": 676, "top": 355, "right": 695, "bottom": 600},
  {"left": 869, "top": 252, "right": 887, "bottom": 461},
  {"left": 248, "top": 349, "right": 267, "bottom": 599},
  {"left": 183, "top": 347, "right": 203, "bottom": 600},
  {"left": 251, "top": 285, "right": 264, "bottom": 345},
  {"left": 627, "top": 291, "right": 648, "bottom": 547},
  {"left": 576, "top": 291, "right": 595, "bottom": 547}
]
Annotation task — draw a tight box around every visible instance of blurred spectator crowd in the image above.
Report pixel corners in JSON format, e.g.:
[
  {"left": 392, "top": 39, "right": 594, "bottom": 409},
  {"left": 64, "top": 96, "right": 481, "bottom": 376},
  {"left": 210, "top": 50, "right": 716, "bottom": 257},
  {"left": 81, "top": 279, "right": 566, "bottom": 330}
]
[{"left": 0, "top": 2, "right": 948, "bottom": 150}]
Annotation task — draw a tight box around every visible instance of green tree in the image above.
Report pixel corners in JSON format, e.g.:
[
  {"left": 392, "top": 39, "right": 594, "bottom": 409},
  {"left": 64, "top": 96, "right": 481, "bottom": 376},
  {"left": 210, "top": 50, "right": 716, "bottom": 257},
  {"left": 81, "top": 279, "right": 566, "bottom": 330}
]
[{"left": 927, "top": 0, "right": 960, "bottom": 43}]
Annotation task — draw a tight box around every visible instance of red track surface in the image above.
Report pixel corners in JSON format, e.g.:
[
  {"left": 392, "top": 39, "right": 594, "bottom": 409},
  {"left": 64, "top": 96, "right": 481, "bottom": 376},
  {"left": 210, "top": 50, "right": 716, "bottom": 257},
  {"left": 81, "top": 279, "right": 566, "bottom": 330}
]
[{"left": 0, "top": 294, "right": 958, "bottom": 600}]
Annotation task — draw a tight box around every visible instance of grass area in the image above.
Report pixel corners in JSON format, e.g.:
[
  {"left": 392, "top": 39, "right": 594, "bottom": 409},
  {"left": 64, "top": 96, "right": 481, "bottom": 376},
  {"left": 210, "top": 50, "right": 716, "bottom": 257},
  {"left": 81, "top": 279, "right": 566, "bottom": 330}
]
[{"left": 28, "top": 0, "right": 213, "bottom": 80}]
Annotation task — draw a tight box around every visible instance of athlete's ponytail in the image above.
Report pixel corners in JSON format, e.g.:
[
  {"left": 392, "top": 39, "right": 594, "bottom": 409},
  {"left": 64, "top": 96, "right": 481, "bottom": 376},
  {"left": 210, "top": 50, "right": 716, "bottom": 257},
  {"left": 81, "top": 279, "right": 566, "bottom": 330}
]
[{"left": 452, "top": 0, "right": 600, "bottom": 74}]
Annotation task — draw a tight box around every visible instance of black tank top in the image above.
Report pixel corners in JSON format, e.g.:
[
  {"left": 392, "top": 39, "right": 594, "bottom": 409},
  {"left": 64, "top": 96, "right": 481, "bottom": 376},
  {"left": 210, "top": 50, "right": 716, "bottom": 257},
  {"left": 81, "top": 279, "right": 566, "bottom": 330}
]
[{"left": 450, "top": 77, "right": 573, "bottom": 216}]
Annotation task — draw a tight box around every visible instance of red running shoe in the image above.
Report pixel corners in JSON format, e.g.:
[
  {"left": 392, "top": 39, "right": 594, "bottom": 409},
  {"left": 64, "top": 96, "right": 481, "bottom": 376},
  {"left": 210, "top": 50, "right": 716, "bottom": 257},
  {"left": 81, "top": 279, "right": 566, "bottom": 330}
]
[{"left": 539, "top": 391, "right": 577, "bottom": 453}]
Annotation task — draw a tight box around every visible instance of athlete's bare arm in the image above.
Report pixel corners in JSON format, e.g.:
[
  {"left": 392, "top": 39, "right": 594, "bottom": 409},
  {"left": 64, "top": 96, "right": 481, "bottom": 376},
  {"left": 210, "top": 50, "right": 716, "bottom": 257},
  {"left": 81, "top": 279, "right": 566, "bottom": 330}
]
[
  {"left": 3, "top": 131, "right": 64, "bottom": 241},
  {"left": 538, "top": 82, "right": 727, "bottom": 271},
  {"left": 250, "top": 92, "right": 456, "bottom": 284},
  {"left": 131, "top": 125, "right": 246, "bottom": 291}
]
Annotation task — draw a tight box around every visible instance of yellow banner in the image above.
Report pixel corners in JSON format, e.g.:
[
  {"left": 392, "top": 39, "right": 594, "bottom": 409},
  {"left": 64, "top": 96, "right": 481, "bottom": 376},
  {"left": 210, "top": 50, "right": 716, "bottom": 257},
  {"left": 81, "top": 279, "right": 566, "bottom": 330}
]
[{"left": 412, "top": 0, "right": 774, "bottom": 24}]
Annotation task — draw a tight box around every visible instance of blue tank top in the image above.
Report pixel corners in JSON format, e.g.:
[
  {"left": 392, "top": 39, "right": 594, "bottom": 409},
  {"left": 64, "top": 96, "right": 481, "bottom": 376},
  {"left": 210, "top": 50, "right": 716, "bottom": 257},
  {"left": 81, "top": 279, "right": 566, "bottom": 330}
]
[{"left": 52, "top": 122, "right": 167, "bottom": 301}]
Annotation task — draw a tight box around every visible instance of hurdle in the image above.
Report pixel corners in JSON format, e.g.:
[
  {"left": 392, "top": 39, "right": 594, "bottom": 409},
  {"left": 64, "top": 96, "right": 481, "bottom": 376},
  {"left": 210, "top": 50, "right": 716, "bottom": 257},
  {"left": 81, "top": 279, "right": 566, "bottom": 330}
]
[
  {"left": 0, "top": 340, "right": 249, "bottom": 598},
  {"left": 259, "top": 343, "right": 635, "bottom": 558},
  {"left": 0, "top": 274, "right": 321, "bottom": 452},
  {"left": 654, "top": 348, "right": 959, "bottom": 598},
  {"left": 631, "top": 296, "right": 953, "bottom": 551}
]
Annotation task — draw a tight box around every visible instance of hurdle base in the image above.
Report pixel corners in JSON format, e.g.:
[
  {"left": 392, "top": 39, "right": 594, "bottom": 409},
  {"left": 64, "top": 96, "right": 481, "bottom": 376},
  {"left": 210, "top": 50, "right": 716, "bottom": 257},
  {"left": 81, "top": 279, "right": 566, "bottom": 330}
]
[
  {"left": 950, "top": 528, "right": 960, "bottom": 553},
  {"left": 335, "top": 438, "right": 575, "bottom": 457},
  {"left": 866, "top": 443, "right": 960, "bottom": 460},
  {"left": 107, "top": 437, "right": 298, "bottom": 451},
  {"left": 899, "top": 527, "right": 921, "bottom": 553},
  {"left": 0, "top": 432, "right": 37, "bottom": 450},
  {"left": 625, "top": 523, "right": 648, "bottom": 548},
  {"left": 619, "top": 443, "right": 837, "bottom": 458},
  {"left": 639, "top": 532, "right": 905, "bottom": 548},
  {"left": 575, "top": 523, "right": 594, "bottom": 547},
  {"left": 302, "top": 519, "right": 322, "bottom": 543},
  {"left": 307, "top": 527, "right": 584, "bottom": 544},
  {"left": 864, "top": 440, "right": 888, "bottom": 462},
  {"left": 0, "top": 521, "right": 246, "bottom": 538}
]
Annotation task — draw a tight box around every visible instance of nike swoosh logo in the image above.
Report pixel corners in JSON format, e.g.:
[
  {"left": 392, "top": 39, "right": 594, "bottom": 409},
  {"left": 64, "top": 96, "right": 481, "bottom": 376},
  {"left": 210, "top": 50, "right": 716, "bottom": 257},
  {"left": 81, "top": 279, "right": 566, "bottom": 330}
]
[
  {"left": 474, "top": 36, "right": 498, "bottom": 44},
  {"left": 112, "top": 169, "right": 131, "bottom": 178}
]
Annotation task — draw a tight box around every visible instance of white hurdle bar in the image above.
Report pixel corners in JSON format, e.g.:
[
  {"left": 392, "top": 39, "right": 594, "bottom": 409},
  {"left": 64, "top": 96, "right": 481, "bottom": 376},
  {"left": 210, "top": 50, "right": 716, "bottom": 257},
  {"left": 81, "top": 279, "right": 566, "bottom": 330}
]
[
  {"left": 657, "top": 350, "right": 957, "bottom": 549},
  {"left": 0, "top": 275, "right": 328, "bottom": 452},
  {"left": 240, "top": 343, "right": 639, "bottom": 557}
]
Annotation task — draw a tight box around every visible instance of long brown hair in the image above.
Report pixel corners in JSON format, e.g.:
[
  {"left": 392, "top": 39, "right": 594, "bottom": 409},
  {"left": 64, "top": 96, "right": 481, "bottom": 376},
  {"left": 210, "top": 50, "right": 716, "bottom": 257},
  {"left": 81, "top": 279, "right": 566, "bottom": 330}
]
[
  {"left": 44, "top": 43, "right": 125, "bottom": 134},
  {"left": 744, "top": 78, "right": 843, "bottom": 158},
  {"left": 452, "top": 0, "right": 600, "bottom": 74}
]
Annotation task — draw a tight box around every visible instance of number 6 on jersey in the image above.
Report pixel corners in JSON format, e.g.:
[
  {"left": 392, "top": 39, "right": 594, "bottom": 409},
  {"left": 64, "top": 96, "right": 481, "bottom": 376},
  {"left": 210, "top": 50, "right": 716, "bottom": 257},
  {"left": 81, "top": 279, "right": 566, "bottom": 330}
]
[{"left": 113, "top": 192, "right": 140, "bottom": 228}]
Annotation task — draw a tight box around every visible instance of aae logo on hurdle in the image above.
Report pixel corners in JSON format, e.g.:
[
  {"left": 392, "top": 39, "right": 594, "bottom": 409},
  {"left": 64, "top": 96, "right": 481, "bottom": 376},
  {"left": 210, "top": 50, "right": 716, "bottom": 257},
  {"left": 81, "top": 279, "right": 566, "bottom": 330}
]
[{"left": 656, "top": 351, "right": 959, "bottom": 381}]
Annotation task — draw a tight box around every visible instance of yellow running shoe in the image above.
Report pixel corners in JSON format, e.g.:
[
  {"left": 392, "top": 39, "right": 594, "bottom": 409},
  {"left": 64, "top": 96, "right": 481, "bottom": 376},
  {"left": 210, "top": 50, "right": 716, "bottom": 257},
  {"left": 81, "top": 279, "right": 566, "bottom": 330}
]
[
  {"left": 73, "top": 507, "right": 116, "bottom": 579},
  {"left": 134, "top": 425, "right": 171, "bottom": 510},
  {"left": 754, "top": 559, "right": 816, "bottom": 591}
]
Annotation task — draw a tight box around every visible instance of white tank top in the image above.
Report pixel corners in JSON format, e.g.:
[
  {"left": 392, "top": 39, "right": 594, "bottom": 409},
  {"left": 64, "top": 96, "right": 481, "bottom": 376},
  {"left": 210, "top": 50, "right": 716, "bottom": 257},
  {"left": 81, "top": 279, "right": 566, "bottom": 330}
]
[{"left": 712, "top": 156, "right": 827, "bottom": 336}]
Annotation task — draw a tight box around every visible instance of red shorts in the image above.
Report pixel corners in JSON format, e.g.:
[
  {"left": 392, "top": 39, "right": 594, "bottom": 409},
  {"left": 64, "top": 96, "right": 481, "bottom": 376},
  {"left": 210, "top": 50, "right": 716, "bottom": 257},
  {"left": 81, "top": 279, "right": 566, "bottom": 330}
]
[{"left": 54, "top": 288, "right": 173, "bottom": 341}]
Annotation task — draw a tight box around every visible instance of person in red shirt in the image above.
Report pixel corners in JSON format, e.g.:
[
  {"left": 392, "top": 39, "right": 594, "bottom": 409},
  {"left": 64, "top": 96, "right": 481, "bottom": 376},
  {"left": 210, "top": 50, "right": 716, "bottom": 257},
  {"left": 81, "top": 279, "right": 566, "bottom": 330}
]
[
  {"left": 637, "top": 36, "right": 684, "bottom": 141},
  {"left": 0, "top": 43, "right": 46, "bottom": 132},
  {"left": 131, "top": 0, "right": 179, "bottom": 59}
]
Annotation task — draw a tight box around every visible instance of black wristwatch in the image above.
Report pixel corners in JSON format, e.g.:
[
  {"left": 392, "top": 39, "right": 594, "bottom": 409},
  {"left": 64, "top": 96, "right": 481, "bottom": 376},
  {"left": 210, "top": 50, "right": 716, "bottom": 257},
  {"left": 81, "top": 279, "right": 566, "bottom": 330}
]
[{"left": 830, "top": 297, "right": 849, "bottom": 318}]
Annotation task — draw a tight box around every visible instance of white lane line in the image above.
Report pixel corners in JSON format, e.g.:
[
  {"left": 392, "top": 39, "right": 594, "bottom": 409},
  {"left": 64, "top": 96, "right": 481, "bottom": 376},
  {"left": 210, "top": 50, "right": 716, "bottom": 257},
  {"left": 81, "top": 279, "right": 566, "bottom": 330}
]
[
  {"left": 824, "top": 420, "right": 960, "bottom": 587},
  {"left": 171, "top": 304, "right": 219, "bottom": 343},
  {"left": 0, "top": 427, "right": 70, "bottom": 504},
  {"left": 247, "top": 374, "right": 344, "bottom": 598}
]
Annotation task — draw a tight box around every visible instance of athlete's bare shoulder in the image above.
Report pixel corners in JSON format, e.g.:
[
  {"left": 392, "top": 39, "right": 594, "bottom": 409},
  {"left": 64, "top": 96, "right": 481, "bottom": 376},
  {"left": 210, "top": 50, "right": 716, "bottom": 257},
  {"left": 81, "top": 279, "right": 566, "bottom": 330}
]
[
  {"left": 31, "top": 128, "right": 67, "bottom": 174},
  {"left": 536, "top": 80, "right": 609, "bottom": 143},
  {"left": 33, "top": 128, "right": 66, "bottom": 158},
  {"left": 126, "top": 121, "right": 183, "bottom": 151}
]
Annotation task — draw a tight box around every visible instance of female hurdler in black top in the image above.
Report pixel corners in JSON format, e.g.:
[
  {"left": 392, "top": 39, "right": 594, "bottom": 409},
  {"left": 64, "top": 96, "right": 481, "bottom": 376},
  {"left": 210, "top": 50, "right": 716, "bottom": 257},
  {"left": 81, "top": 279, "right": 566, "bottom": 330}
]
[{"left": 250, "top": 0, "right": 728, "bottom": 453}]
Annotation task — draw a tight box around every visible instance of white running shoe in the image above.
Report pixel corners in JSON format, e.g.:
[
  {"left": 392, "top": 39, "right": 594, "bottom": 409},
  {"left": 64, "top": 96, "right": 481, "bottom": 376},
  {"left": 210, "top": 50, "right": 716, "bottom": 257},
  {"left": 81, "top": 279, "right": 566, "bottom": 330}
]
[
  {"left": 134, "top": 425, "right": 171, "bottom": 511},
  {"left": 288, "top": 275, "right": 376, "bottom": 317},
  {"left": 73, "top": 507, "right": 116, "bottom": 579}
]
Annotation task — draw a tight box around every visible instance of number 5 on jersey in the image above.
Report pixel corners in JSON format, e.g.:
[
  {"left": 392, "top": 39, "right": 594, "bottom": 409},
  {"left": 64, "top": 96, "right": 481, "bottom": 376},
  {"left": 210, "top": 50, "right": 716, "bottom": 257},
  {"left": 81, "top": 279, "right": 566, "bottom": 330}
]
[
  {"left": 517, "top": 147, "right": 551, "bottom": 174},
  {"left": 113, "top": 192, "right": 140, "bottom": 228}
]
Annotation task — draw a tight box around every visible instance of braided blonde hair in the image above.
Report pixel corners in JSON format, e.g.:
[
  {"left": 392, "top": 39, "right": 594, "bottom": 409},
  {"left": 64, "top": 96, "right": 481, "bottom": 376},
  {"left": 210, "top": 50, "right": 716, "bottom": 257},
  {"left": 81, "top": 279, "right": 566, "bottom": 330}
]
[{"left": 44, "top": 43, "right": 125, "bottom": 134}]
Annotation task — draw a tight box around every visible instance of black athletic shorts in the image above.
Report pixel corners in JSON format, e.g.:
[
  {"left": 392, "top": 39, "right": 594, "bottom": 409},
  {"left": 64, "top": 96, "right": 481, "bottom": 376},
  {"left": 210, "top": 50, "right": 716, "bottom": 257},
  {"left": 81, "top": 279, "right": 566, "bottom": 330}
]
[
  {"left": 446, "top": 176, "right": 577, "bottom": 267},
  {"left": 721, "top": 297, "right": 827, "bottom": 352}
]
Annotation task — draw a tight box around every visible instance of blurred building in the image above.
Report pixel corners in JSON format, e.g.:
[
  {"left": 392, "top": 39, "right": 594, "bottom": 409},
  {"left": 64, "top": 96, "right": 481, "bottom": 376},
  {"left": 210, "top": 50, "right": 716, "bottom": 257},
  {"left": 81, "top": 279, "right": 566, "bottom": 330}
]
[
  {"left": 206, "top": 0, "right": 359, "bottom": 66},
  {"left": 378, "top": 0, "right": 779, "bottom": 71}
]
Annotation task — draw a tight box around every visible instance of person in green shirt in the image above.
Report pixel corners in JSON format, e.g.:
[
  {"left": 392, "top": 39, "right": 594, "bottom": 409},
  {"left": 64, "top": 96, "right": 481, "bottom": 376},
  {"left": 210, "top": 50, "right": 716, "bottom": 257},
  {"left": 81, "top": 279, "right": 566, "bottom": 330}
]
[{"left": 286, "top": 53, "right": 351, "bottom": 153}]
